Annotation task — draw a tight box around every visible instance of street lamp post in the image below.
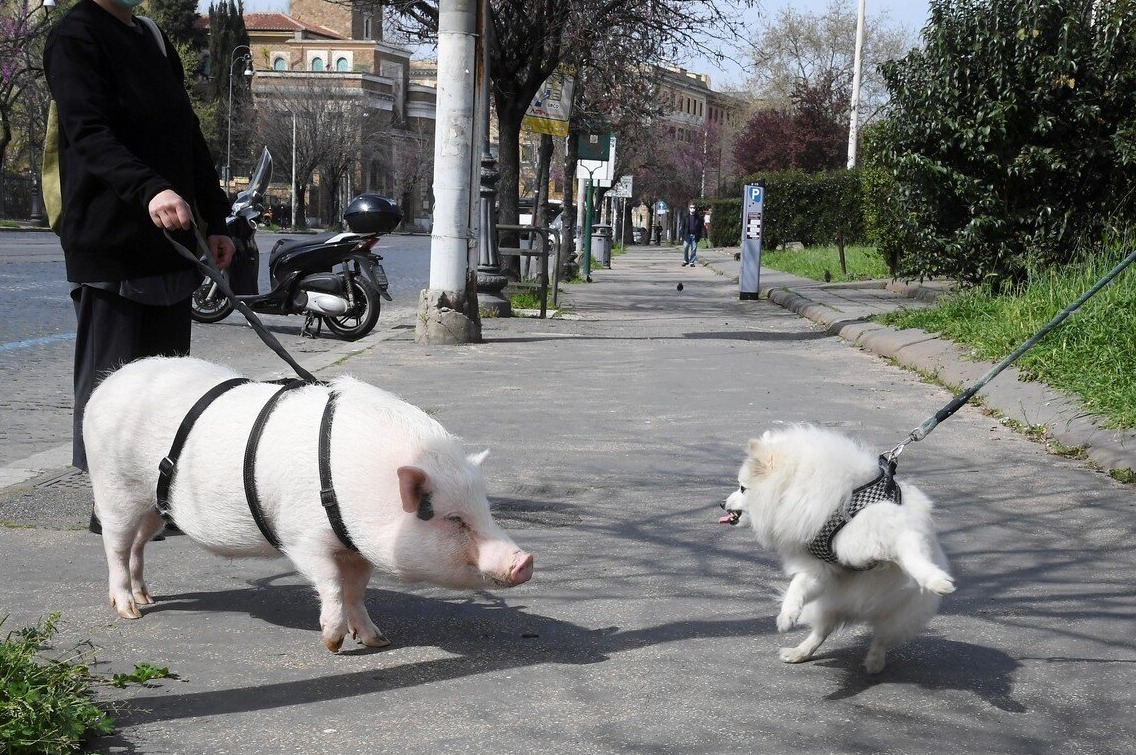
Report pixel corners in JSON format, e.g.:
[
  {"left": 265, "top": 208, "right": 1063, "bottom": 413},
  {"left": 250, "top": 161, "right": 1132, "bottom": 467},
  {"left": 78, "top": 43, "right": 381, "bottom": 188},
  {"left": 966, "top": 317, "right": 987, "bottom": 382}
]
[
  {"left": 226, "top": 46, "right": 253, "bottom": 196},
  {"left": 290, "top": 110, "right": 297, "bottom": 231}
]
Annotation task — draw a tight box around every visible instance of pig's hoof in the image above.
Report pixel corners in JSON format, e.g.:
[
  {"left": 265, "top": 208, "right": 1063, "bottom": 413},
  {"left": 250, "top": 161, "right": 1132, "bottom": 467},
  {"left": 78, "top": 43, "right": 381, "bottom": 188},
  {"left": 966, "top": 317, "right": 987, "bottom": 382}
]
[
  {"left": 361, "top": 633, "right": 391, "bottom": 649},
  {"left": 132, "top": 589, "right": 155, "bottom": 606},
  {"left": 323, "top": 634, "right": 346, "bottom": 653},
  {"left": 111, "top": 597, "right": 143, "bottom": 620}
]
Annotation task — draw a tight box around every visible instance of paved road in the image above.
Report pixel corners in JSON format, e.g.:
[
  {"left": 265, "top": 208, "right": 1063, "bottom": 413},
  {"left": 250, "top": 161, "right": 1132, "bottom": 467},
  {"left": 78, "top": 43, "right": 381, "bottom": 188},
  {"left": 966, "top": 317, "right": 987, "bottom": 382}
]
[{"left": 0, "top": 246, "right": 1132, "bottom": 754}]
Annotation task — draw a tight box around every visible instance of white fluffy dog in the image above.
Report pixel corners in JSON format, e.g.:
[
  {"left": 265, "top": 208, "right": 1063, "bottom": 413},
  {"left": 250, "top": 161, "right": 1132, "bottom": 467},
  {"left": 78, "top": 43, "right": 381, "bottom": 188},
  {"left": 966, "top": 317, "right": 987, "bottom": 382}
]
[{"left": 720, "top": 425, "right": 955, "bottom": 673}]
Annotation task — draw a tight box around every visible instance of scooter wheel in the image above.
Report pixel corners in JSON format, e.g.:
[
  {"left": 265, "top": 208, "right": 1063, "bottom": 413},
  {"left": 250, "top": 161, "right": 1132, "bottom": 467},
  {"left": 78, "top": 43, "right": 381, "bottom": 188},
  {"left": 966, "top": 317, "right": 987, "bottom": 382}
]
[
  {"left": 322, "top": 277, "right": 381, "bottom": 340},
  {"left": 189, "top": 278, "right": 235, "bottom": 324}
]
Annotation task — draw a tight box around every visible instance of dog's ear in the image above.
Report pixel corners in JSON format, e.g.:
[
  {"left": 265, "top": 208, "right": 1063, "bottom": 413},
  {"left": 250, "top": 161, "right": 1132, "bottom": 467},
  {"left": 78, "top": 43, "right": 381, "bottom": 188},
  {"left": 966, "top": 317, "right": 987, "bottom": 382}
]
[{"left": 746, "top": 436, "right": 777, "bottom": 475}]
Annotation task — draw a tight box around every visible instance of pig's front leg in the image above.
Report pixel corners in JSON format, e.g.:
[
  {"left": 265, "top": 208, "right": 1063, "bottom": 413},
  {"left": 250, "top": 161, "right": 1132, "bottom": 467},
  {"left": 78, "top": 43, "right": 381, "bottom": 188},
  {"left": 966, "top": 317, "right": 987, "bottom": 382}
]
[
  {"left": 337, "top": 552, "right": 390, "bottom": 649},
  {"left": 293, "top": 548, "right": 386, "bottom": 652}
]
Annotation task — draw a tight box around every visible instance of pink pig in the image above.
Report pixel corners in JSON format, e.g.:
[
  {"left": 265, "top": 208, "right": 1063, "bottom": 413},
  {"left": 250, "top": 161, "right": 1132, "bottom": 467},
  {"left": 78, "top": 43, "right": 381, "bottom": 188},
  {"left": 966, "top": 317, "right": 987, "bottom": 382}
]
[{"left": 84, "top": 356, "right": 533, "bottom": 652}]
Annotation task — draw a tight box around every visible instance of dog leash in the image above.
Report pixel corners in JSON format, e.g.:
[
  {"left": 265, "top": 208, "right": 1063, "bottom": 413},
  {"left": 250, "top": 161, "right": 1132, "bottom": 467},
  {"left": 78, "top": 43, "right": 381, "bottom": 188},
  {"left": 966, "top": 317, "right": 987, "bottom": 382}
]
[
  {"left": 164, "top": 227, "right": 318, "bottom": 383},
  {"left": 886, "top": 248, "right": 1136, "bottom": 463}
]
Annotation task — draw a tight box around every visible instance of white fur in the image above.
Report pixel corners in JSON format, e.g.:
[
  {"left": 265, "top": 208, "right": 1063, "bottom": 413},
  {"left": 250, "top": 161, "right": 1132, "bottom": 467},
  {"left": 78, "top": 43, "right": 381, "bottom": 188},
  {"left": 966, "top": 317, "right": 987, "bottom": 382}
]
[
  {"left": 722, "top": 425, "right": 955, "bottom": 673},
  {"left": 84, "top": 356, "right": 533, "bottom": 652}
]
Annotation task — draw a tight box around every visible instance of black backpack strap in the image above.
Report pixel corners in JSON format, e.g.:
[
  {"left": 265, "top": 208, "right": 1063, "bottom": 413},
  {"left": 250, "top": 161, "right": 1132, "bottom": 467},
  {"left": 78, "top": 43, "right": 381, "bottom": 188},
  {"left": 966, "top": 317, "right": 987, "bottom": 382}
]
[
  {"left": 155, "top": 377, "right": 251, "bottom": 522},
  {"left": 318, "top": 390, "right": 359, "bottom": 552},
  {"left": 243, "top": 379, "right": 309, "bottom": 550}
]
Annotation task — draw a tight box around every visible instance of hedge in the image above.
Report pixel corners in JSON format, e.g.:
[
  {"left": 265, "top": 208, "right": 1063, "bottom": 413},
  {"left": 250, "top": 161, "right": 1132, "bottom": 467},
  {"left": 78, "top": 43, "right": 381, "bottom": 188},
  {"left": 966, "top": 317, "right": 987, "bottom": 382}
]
[{"left": 707, "top": 170, "right": 867, "bottom": 251}]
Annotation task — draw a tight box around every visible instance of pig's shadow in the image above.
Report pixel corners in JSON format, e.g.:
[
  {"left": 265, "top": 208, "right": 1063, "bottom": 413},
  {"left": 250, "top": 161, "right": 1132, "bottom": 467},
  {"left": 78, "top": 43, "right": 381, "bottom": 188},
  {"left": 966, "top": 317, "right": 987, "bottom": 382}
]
[
  {"left": 122, "top": 577, "right": 1021, "bottom": 727},
  {"left": 146, "top": 576, "right": 756, "bottom": 667}
]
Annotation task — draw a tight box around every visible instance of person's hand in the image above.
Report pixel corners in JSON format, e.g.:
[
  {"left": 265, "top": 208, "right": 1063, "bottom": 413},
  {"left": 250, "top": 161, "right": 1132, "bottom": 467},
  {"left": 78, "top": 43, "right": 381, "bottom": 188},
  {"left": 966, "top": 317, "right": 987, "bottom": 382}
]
[
  {"left": 207, "top": 235, "right": 236, "bottom": 270},
  {"left": 148, "top": 189, "right": 194, "bottom": 230}
]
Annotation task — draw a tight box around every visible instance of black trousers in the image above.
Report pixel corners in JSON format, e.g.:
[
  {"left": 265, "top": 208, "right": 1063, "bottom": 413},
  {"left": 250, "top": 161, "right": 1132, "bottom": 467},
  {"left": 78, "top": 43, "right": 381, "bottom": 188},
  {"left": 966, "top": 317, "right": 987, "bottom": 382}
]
[{"left": 71, "top": 286, "right": 192, "bottom": 471}]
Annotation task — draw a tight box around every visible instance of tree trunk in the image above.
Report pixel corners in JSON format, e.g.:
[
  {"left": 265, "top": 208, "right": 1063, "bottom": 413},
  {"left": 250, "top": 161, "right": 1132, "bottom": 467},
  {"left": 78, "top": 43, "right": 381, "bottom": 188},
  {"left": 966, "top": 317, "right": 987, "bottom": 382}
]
[
  {"left": 295, "top": 181, "right": 309, "bottom": 230},
  {"left": 494, "top": 97, "right": 527, "bottom": 278},
  {"left": 561, "top": 123, "right": 580, "bottom": 280}
]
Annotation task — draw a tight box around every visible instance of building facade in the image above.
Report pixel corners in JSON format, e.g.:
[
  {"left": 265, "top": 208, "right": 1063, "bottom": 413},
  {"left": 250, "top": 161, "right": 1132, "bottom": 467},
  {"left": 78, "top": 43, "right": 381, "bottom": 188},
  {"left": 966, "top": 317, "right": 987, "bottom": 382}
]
[{"left": 226, "top": 0, "right": 437, "bottom": 228}]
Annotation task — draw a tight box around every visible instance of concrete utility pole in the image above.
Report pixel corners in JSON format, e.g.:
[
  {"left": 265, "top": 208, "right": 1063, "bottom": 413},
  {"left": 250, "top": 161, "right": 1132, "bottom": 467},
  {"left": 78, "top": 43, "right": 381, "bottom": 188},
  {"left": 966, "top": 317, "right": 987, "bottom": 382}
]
[
  {"left": 416, "top": 0, "right": 482, "bottom": 344},
  {"left": 847, "top": 0, "right": 866, "bottom": 169}
]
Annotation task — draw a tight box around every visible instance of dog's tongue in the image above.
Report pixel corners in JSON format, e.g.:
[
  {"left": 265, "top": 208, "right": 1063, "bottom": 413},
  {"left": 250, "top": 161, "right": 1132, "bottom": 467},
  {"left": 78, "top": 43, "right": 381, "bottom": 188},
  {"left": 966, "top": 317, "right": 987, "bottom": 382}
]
[{"left": 718, "top": 514, "right": 734, "bottom": 525}]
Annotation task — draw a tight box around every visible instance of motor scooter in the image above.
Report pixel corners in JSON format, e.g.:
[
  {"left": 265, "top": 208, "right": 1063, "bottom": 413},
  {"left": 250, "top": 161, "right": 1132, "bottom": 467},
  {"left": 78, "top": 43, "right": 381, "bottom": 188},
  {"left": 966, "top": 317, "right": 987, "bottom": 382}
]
[{"left": 190, "top": 150, "right": 400, "bottom": 341}]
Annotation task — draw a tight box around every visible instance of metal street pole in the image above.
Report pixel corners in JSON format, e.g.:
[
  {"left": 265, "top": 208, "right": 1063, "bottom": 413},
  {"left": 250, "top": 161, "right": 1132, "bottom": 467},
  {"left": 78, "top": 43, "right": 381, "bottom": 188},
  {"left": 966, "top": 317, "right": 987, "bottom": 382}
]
[
  {"left": 847, "top": 0, "right": 866, "bottom": 169},
  {"left": 582, "top": 173, "right": 595, "bottom": 279},
  {"left": 290, "top": 111, "right": 297, "bottom": 231},
  {"left": 226, "top": 46, "right": 252, "bottom": 196}
]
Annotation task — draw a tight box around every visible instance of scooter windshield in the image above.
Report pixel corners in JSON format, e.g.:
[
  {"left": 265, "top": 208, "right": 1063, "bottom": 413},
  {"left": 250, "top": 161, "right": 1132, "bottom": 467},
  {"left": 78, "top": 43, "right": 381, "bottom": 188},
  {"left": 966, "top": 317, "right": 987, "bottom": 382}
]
[{"left": 235, "top": 148, "right": 274, "bottom": 205}]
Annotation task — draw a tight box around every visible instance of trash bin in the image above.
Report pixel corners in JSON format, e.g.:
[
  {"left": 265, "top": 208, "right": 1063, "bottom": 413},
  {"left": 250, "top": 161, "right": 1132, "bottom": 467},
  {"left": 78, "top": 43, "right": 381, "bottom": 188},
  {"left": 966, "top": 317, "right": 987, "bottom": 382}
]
[{"left": 591, "top": 224, "right": 613, "bottom": 269}]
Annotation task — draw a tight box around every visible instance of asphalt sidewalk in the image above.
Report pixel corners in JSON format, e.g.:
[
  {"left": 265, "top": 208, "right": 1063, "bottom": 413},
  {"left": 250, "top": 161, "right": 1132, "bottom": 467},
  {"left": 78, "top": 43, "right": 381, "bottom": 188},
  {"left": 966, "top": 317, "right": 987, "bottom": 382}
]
[
  {"left": 696, "top": 245, "right": 1136, "bottom": 474},
  {"left": 1, "top": 244, "right": 1134, "bottom": 754}
]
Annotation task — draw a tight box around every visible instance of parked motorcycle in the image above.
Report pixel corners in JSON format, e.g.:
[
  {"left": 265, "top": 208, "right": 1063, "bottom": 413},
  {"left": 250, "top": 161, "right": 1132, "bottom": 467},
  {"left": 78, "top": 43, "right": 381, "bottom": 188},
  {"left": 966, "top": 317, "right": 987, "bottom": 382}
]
[{"left": 190, "top": 151, "right": 402, "bottom": 341}]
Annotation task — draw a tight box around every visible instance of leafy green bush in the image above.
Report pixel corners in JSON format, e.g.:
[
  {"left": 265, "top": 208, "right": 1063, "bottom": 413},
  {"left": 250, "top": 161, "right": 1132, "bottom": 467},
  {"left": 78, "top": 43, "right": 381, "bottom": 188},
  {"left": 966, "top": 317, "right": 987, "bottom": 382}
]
[
  {"left": 708, "top": 171, "right": 867, "bottom": 250},
  {"left": 708, "top": 197, "right": 741, "bottom": 247},
  {"left": 876, "top": 0, "right": 1136, "bottom": 287}
]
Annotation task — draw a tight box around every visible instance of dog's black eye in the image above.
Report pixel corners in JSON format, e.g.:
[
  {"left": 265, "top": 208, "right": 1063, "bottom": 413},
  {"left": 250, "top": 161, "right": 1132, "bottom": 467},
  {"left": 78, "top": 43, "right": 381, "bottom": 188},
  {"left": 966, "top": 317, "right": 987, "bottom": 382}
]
[{"left": 739, "top": 485, "right": 747, "bottom": 493}]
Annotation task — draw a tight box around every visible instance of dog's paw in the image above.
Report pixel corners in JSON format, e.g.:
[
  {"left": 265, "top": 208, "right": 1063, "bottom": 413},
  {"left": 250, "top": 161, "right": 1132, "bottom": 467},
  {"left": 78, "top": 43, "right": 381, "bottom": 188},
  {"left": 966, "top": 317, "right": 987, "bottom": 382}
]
[
  {"left": 863, "top": 647, "right": 887, "bottom": 674},
  {"left": 779, "top": 646, "right": 813, "bottom": 664},
  {"left": 922, "top": 572, "right": 956, "bottom": 595},
  {"left": 776, "top": 610, "right": 799, "bottom": 633}
]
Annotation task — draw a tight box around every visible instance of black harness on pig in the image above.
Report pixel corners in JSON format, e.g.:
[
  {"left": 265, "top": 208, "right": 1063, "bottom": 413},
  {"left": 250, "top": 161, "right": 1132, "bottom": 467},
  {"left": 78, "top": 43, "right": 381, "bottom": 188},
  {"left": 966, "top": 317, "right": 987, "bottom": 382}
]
[{"left": 155, "top": 378, "right": 361, "bottom": 553}]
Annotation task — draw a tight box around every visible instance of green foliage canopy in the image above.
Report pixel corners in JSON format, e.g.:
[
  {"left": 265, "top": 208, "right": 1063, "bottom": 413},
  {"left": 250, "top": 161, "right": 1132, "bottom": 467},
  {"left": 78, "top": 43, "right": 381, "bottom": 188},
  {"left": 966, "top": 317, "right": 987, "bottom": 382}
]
[{"left": 875, "top": 0, "right": 1136, "bottom": 287}]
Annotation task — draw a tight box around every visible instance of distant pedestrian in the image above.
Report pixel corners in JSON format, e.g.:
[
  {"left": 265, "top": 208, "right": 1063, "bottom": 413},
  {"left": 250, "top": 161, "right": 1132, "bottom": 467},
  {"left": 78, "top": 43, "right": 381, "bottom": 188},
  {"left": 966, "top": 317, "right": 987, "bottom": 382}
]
[
  {"left": 44, "top": 0, "right": 234, "bottom": 532},
  {"left": 682, "top": 204, "right": 704, "bottom": 266}
]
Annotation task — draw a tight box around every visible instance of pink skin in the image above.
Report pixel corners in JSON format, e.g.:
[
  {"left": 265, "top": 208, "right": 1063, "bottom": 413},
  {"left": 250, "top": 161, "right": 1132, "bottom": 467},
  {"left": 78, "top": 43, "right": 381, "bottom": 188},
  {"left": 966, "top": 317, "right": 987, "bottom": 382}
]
[{"left": 397, "top": 465, "right": 533, "bottom": 588}]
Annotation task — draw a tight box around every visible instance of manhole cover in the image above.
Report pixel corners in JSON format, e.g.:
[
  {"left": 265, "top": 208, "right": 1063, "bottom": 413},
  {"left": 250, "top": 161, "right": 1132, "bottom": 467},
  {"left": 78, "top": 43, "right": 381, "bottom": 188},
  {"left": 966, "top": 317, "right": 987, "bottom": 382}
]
[{"left": 34, "top": 469, "right": 91, "bottom": 492}]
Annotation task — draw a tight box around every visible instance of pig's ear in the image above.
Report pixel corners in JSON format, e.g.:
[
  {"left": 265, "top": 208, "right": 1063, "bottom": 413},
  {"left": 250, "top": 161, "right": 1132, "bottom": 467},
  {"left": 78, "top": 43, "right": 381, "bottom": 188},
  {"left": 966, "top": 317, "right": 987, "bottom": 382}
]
[
  {"left": 397, "top": 466, "right": 434, "bottom": 520},
  {"left": 468, "top": 449, "right": 489, "bottom": 467}
]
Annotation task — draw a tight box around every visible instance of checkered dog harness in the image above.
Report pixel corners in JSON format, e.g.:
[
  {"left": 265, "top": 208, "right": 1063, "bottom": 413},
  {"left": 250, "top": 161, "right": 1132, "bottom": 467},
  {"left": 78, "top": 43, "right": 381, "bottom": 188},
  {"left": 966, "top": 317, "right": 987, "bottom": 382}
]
[{"left": 806, "top": 455, "right": 902, "bottom": 569}]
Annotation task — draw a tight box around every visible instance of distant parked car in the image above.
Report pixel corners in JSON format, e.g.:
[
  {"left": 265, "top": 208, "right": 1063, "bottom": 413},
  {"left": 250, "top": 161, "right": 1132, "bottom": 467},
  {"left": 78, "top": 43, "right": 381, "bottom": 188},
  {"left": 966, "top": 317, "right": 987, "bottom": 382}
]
[{"left": 632, "top": 226, "right": 648, "bottom": 244}]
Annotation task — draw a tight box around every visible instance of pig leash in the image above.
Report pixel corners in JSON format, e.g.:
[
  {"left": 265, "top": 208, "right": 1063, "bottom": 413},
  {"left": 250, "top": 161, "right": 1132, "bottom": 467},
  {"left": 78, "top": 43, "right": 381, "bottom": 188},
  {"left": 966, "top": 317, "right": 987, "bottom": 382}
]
[{"left": 164, "top": 228, "right": 318, "bottom": 383}]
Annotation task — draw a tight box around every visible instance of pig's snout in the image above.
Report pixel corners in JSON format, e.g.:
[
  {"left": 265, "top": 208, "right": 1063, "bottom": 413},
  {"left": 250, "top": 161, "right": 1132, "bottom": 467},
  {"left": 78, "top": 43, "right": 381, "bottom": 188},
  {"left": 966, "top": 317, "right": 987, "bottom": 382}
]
[{"left": 508, "top": 552, "right": 534, "bottom": 586}]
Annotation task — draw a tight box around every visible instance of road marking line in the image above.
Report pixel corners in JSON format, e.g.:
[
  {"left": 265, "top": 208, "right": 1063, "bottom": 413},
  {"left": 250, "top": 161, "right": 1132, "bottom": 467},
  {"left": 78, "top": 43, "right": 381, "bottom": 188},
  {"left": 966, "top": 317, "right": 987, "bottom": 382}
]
[{"left": 0, "top": 332, "right": 76, "bottom": 352}]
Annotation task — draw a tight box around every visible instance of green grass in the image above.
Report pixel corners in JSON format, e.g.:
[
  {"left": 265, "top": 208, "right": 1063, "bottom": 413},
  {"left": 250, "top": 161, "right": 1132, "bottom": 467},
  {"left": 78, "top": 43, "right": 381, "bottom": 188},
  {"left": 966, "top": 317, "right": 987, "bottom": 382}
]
[
  {"left": 760, "top": 244, "right": 892, "bottom": 282},
  {"left": 509, "top": 290, "right": 544, "bottom": 309},
  {"left": 880, "top": 252, "right": 1136, "bottom": 429},
  {"left": 0, "top": 614, "right": 175, "bottom": 753}
]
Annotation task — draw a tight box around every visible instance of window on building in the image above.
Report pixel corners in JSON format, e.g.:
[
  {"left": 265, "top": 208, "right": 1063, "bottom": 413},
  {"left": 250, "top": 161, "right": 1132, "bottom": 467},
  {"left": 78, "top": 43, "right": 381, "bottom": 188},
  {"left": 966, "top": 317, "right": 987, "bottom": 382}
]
[
  {"left": 364, "top": 16, "right": 372, "bottom": 39},
  {"left": 273, "top": 57, "right": 286, "bottom": 71},
  {"left": 311, "top": 57, "right": 325, "bottom": 71},
  {"left": 336, "top": 57, "right": 349, "bottom": 71}
]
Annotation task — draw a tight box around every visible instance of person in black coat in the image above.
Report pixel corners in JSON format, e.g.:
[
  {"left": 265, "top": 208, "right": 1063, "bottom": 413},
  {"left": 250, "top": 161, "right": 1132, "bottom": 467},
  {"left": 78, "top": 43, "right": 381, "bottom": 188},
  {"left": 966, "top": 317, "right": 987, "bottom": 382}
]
[
  {"left": 43, "top": 0, "right": 234, "bottom": 526},
  {"left": 681, "top": 204, "right": 705, "bottom": 267}
]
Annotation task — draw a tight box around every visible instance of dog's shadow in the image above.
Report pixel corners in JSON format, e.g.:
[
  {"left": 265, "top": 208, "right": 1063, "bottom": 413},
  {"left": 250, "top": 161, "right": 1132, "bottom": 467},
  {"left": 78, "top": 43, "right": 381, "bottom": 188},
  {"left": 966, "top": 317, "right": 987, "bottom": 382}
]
[{"left": 816, "top": 636, "right": 1025, "bottom": 712}]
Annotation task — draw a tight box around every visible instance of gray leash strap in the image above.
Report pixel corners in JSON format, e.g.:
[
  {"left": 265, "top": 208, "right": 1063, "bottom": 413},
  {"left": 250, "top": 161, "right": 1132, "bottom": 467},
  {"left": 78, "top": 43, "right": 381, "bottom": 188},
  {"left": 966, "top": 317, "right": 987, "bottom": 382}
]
[
  {"left": 165, "top": 227, "right": 318, "bottom": 384},
  {"left": 888, "top": 248, "right": 1136, "bottom": 460}
]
